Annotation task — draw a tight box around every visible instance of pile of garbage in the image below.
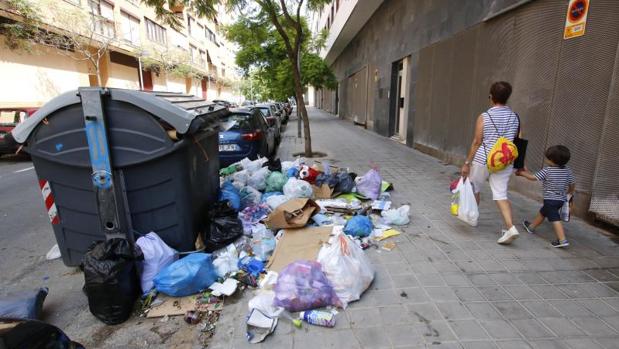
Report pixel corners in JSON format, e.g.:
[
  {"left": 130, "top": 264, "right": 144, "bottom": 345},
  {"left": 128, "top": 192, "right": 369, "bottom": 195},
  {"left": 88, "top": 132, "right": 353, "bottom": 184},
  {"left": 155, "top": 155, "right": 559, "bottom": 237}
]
[
  {"left": 215, "top": 157, "right": 410, "bottom": 343},
  {"left": 9, "top": 157, "right": 410, "bottom": 346}
]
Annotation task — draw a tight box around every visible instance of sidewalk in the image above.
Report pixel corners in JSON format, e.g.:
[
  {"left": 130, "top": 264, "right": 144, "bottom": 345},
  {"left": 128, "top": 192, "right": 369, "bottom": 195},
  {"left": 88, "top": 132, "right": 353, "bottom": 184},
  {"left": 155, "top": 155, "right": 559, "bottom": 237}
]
[{"left": 209, "top": 107, "right": 619, "bottom": 349}]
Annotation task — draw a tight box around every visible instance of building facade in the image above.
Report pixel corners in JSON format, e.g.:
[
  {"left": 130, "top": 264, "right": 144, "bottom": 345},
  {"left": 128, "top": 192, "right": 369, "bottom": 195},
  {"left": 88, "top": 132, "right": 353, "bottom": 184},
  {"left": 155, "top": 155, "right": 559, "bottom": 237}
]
[
  {"left": 314, "top": 0, "right": 619, "bottom": 224},
  {"left": 0, "top": 0, "right": 240, "bottom": 108}
]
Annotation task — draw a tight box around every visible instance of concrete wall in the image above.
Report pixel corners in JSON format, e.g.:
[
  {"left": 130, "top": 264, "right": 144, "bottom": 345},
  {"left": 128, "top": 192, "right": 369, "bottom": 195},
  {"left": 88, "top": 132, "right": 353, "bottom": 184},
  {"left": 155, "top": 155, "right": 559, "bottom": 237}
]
[
  {"left": 0, "top": 41, "right": 90, "bottom": 107},
  {"left": 107, "top": 62, "right": 140, "bottom": 90},
  {"left": 325, "top": 0, "right": 619, "bottom": 222}
]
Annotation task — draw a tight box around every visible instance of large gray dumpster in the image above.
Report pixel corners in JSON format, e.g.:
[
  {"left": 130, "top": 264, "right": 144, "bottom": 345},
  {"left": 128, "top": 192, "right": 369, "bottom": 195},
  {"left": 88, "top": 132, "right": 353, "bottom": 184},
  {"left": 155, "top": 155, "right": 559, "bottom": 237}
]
[{"left": 12, "top": 88, "right": 228, "bottom": 266}]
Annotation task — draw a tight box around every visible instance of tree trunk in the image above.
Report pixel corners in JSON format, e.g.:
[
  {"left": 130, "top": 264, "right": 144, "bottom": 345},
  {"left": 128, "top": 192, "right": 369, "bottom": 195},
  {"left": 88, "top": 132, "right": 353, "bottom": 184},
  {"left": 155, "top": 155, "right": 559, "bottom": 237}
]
[{"left": 291, "top": 62, "right": 311, "bottom": 156}]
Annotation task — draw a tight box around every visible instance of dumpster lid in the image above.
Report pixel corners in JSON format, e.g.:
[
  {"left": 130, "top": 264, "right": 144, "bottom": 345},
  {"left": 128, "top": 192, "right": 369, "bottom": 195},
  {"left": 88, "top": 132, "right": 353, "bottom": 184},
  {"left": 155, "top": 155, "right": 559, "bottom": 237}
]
[{"left": 12, "top": 88, "right": 227, "bottom": 143}]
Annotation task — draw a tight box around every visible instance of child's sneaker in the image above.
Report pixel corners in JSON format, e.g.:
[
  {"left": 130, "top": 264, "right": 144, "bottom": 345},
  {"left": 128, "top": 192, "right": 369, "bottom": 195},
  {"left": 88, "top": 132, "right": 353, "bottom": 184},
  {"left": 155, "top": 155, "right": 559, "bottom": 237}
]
[
  {"left": 522, "top": 220, "right": 535, "bottom": 234},
  {"left": 551, "top": 239, "right": 569, "bottom": 248}
]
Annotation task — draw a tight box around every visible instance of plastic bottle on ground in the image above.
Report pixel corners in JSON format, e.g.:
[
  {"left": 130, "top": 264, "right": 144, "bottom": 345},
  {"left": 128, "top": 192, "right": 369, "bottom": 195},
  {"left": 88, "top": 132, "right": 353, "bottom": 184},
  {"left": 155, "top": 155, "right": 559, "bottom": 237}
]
[{"left": 299, "top": 310, "right": 336, "bottom": 327}]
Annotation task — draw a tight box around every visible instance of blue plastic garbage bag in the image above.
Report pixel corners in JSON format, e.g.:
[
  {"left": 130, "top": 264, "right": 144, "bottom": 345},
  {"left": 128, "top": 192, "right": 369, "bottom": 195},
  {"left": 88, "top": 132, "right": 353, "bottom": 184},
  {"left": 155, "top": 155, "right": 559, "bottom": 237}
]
[
  {"left": 343, "top": 215, "right": 373, "bottom": 237},
  {"left": 287, "top": 167, "right": 299, "bottom": 178},
  {"left": 238, "top": 256, "right": 264, "bottom": 276},
  {"left": 153, "top": 253, "right": 218, "bottom": 297},
  {"left": 219, "top": 181, "right": 241, "bottom": 211}
]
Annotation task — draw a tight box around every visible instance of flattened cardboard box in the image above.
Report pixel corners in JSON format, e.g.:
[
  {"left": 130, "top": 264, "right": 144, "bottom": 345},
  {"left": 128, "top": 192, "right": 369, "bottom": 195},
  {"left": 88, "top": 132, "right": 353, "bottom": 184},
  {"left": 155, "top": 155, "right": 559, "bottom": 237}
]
[
  {"left": 266, "top": 226, "right": 333, "bottom": 272},
  {"left": 263, "top": 198, "right": 320, "bottom": 230},
  {"left": 312, "top": 184, "right": 334, "bottom": 199}
]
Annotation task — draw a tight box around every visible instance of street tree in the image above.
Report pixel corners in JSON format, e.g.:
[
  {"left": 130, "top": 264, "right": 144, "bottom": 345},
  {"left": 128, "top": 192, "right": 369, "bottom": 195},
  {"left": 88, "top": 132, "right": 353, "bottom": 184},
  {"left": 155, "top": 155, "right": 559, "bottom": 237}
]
[
  {"left": 225, "top": 15, "right": 335, "bottom": 103},
  {"left": 142, "top": 0, "right": 333, "bottom": 157},
  {"left": 1, "top": 0, "right": 119, "bottom": 86}
]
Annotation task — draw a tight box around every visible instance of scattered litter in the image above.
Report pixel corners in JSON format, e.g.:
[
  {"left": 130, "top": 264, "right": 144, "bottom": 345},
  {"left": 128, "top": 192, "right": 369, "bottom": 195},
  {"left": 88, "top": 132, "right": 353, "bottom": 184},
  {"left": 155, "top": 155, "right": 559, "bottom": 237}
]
[
  {"left": 136, "top": 232, "right": 178, "bottom": 294},
  {"left": 400, "top": 291, "right": 408, "bottom": 298},
  {"left": 382, "top": 242, "right": 397, "bottom": 251},
  {"left": 45, "top": 244, "right": 61, "bottom": 260},
  {"left": 274, "top": 260, "right": 342, "bottom": 312},
  {"left": 317, "top": 232, "right": 374, "bottom": 308},
  {"left": 0, "top": 288, "right": 48, "bottom": 320},
  {"left": 147, "top": 295, "right": 196, "bottom": 318},
  {"left": 300, "top": 309, "right": 336, "bottom": 327},
  {"left": 381, "top": 205, "right": 411, "bottom": 225},
  {"left": 266, "top": 227, "right": 332, "bottom": 272},
  {"left": 283, "top": 178, "right": 314, "bottom": 198},
  {"left": 83, "top": 238, "right": 142, "bottom": 325},
  {"left": 263, "top": 198, "right": 319, "bottom": 230},
  {"left": 246, "top": 309, "right": 278, "bottom": 344},
  {"left": 184, "top": 310, "right": 201, "bottom": 324},
  {"left": 209, "top": 279, "right": 239, "bottom": 297},
  {"left": 374, "top": 228, "right": 401, "bottom": 241},
  {"left": 371, "top": 200, "right": 392, "bottom": 212},
  {"left": 344, "top": 215, "right": 373, "bottom": 237},
  {"left": 356, "top": 167, "right": 382, "bottom": 200},
  {"left": 248, "top": 291, "right": 283, "bottom": 318},
  {"left": 154, "top": 253, "right": 217, "bottom": 297}
]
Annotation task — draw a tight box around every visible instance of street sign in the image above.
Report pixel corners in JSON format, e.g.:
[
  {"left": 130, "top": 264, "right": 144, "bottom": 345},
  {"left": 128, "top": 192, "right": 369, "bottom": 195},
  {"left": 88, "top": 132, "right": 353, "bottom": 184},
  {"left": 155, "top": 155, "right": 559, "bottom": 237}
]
[{"left": 564, "top": 0, "right": 589, "bottom": 39}]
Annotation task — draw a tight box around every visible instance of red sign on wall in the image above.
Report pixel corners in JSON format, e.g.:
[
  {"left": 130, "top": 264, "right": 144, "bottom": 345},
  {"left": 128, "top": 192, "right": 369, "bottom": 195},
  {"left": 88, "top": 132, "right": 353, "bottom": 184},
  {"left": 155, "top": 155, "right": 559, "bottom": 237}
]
[{"left": 564, "top": 0, "right": 589, "bottom": 39}]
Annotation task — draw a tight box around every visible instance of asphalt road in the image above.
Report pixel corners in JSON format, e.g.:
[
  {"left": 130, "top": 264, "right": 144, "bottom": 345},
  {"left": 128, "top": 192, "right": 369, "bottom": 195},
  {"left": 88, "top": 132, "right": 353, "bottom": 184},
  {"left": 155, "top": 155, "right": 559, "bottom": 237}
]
[{"left": 0, "top": 155, "right": 85, "bottom": 331}]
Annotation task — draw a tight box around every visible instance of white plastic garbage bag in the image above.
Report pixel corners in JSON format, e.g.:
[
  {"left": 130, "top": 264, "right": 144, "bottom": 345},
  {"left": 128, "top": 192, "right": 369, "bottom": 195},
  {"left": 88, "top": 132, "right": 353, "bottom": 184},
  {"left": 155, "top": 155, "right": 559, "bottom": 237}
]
[
  {"left": 453, "top": 177, "right": 479, "bottom": 226},
  {"left": 231, "top": 170, "right": 249, "bottom": 189},
  {"left": 248, "top": 290, "right": 284, "bottom": 318},
  {"left": 251, "top": 224, "right": 276, "bottom": 261},
  {"left": 317, "top": 230, "right": 374, "bottom": 308},
  {"left": 248, "top": 167, "right": 271, "bottom": 191},
  {"left": 265, "top": 194, "right": 288, "bottom": 210},
  {"left": 381, "top": 205, "right": 410, "bottom": 225},
  {"left": 283, "top": 178, "right": 313, "bottom": 198},
  {"left": 136, "top": 232, "right": 178, "bottom": 293},
  {"left": 240, "top": 157, "right": 268, "bottom": 174},
  {"left": 212, "top": 244, "right": 240, "bottom": 278}
]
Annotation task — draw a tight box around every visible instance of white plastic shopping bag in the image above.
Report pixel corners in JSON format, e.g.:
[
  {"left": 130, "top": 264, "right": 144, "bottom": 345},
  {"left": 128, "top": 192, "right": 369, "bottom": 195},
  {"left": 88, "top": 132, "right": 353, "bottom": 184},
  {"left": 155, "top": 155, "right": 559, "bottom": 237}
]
[
  {"left": 317, "top": 228, "right": 374, "bottom": 308},
  {"left": 452, "top": 177, "right": 479, "bottom": 227}
]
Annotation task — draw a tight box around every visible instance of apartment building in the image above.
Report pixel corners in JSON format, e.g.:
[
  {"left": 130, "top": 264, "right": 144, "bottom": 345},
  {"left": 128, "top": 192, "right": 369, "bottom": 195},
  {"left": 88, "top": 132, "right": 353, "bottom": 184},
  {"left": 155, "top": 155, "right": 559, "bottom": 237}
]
[
  {"left": 313, "top": 0, "right": 619, "bottom": 225},
  {"left": 0, "top": 0, "right": 240, "bottom": 108}
]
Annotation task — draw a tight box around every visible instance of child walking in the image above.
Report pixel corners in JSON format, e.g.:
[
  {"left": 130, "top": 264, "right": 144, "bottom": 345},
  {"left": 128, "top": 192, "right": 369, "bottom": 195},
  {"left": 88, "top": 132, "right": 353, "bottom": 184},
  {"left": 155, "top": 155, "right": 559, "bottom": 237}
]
[{"left": 516, "top": 145, "right": 575, "bottom": 248}]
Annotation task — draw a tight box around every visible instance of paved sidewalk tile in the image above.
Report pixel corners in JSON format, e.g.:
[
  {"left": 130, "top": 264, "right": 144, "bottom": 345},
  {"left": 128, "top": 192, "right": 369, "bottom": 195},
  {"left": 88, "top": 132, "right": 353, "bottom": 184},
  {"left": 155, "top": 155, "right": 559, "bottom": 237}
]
[{"left": 208, "top": 109, "right": 619, "bottom": 348}]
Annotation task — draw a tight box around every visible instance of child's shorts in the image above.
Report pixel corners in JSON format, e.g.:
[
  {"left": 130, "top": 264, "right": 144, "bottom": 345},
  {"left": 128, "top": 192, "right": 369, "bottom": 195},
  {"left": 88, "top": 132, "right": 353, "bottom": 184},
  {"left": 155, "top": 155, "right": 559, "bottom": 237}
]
[{"left": 540, "top": 200, "right": 564, "bottom": 222}]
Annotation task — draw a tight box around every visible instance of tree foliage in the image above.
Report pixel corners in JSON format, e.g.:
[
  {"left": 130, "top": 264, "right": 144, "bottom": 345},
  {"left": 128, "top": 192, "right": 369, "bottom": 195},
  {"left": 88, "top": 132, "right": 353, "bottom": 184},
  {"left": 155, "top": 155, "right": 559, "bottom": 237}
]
[
  {"left": 139, "top": 0, "right": 334, "bottom": 156},
  {"left": 224, "top": 13, "right": 335, "bottom": 101}
]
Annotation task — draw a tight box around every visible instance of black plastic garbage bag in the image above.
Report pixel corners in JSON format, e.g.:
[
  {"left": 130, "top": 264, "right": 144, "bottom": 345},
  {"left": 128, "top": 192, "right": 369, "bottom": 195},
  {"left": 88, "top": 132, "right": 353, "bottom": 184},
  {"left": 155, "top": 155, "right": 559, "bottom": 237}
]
[
  {"left": 264, "top": 158, "right": 282, "bottom": 172},
  {"left": 0, "top": 288, "right": 48, "bottom": 320},
  {"left": 335, "top": 172, "right": 355, "bottom": 193},
  {"left": 83, "top": 238, "right": 143, "bottom": 325},
  {"left": 0, "top": 318, "right": 84, "bottom": 349},
  {"left": 0, "top": 318, "right": 85, "bottom": 349},
  {"left": 315, "top": 173, "right": 339, "bottom": 188},
  {"left": 203, "top": 202, "right": 244, "bottom": 252}
]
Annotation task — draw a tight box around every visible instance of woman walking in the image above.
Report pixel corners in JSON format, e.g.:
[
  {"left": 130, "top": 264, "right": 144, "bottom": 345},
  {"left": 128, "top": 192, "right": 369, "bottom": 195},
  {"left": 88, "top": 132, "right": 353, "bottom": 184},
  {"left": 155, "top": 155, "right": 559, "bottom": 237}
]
[{"left": 461, "top": 81, "right": 521, "bottom": 245}]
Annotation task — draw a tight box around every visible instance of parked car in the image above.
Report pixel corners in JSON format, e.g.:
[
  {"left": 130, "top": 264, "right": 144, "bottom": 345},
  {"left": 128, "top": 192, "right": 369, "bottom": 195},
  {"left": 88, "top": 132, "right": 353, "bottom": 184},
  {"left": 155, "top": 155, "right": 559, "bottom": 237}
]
[
  {"left": 273, "top": 102, "right": 287, "bottom": 123},
  {"left": 0, "top": 107, "right": 37, "bottom": 155},
  {"left": 213, "top": 99, "right": 235, "bottom": 108},
  {"left": 255, "top": 103, "right": 282, "bottom": 143},
  {"left": 218, "top": 108, "right": 276, "bottom": 168}
]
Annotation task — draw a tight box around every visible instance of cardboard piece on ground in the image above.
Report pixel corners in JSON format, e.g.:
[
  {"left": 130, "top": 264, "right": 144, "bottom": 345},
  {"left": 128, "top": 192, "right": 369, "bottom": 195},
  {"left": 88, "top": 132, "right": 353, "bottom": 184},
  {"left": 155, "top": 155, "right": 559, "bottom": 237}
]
[
  {"left": 146, "top": 295, "right": 196, "bottom": 318},
  {"left": 263, "top": 198, "right": 320, "bottom": 230},
  {"left": 266, "top": 226, "right": 332, "bottom": 272},
  {"left": 313, "top": 184, "right": 334, "bottom": 199},
  {"left": 382, "top": 242, "right": 397, "bottom": 251}
]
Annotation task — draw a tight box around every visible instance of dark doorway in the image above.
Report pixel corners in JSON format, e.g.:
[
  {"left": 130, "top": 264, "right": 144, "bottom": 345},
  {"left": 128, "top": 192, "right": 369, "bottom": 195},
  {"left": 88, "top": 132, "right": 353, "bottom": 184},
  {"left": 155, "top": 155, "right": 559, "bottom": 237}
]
[{"left": 141, "top": 70, "right": 153, "bottom": 91}]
